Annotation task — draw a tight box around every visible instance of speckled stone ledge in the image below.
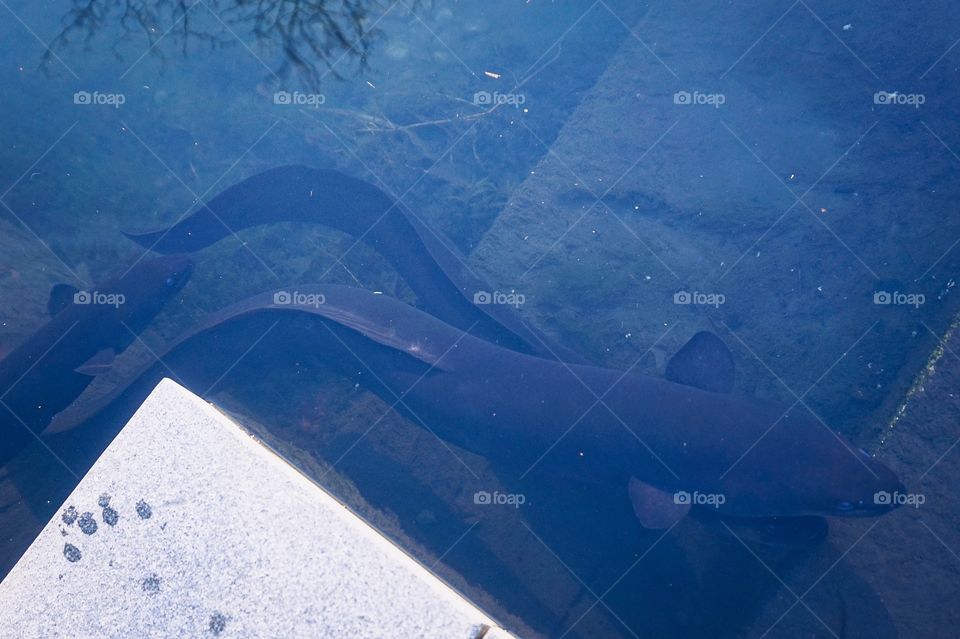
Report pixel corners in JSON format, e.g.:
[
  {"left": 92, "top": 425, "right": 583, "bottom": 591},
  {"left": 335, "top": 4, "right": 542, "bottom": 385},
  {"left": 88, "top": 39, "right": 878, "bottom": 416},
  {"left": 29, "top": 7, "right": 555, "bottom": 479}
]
[{"left": 0, "top": 378, "right": 518, "bottom": 639}]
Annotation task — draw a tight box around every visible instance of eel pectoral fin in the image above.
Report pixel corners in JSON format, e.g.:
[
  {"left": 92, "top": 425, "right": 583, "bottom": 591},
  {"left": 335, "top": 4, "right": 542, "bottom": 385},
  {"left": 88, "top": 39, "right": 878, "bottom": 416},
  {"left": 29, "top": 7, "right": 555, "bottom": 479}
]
[
  {"left": 628, "top": 476, "right": 691, "bottom": 529},
  {"left": 665, "top": 331, "right": 735, "bottom": 393}
]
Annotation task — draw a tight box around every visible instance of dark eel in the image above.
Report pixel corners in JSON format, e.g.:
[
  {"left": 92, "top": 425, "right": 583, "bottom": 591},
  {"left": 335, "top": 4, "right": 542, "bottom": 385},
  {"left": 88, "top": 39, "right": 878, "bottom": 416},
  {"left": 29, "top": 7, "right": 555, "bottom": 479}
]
[
  {"left": 123, "top": 165, "right": 582, "bottom": 363},
  {"left": 0, "top": 254, "right": 193, "bottom": 464},
  {"left": 45, "top": 285, "right": 903, "bottom": 525}
]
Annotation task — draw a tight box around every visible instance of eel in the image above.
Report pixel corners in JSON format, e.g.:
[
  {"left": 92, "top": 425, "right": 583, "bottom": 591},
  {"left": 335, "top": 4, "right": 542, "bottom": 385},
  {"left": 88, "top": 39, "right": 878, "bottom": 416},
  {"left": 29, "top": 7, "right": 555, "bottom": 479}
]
[
  {"left": 123, "top": 165, "right": 582, "bottom": 362},
  {"left": 44, "top": 284, "right": 903, "bottom": 526},
  {"left": 0, "top": 254, "right": 193, "bottom": 465}
]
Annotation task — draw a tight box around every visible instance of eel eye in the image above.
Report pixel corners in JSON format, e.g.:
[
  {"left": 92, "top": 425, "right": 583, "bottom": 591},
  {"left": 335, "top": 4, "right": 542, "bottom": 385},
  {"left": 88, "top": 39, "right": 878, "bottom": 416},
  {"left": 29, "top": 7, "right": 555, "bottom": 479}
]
[{"left": 836, "top": 501, "right": 855, "bottom": 513}]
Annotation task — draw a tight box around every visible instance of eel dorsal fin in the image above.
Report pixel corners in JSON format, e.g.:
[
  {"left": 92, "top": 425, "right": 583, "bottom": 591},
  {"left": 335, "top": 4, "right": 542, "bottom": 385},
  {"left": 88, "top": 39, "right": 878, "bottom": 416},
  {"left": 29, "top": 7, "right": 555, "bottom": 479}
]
[{"left": 665, "top": 331, "right": 735, "bottom": 393}]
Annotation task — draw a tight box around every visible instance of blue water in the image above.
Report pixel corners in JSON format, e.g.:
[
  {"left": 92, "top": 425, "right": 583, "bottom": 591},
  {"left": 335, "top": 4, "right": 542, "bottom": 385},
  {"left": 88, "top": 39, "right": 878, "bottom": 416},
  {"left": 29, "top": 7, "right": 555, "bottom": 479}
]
[{"left": 1, "top": 1, "right": 959, "bottom": 637}]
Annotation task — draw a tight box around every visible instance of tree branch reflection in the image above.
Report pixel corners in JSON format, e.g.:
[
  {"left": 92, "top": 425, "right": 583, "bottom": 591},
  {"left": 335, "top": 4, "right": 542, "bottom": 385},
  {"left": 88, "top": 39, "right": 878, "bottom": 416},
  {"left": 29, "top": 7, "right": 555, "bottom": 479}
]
[{"left": 44, "top": 0, "right": 406, "bottom": 87}]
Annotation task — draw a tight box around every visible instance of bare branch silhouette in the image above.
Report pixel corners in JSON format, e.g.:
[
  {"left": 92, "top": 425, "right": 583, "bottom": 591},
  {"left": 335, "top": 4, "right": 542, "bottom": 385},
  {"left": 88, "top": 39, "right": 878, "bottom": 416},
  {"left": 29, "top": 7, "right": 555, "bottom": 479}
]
[{"left": 42, "top": 0, "right": 410, "bottom": 88}]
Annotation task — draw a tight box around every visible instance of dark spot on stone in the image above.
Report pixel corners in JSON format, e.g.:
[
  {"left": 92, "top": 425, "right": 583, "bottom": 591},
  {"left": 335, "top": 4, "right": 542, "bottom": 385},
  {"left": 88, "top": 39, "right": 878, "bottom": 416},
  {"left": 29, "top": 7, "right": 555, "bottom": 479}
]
[
  {"left": 63, "top": 543, "right": 81, "bottom": 562},
  {"left": 141, "top": 574, "right": 161, "bottom": 594},
  {"left": 77, "top": 512, "right": 97, "bottom": 535},
  {"left": 136, "top": 500, "right": 152, "bottom": 519},
  {"left": 98, "top": 493, "right": 111, "bottom": 508},
  {"left": 209, "top": 612, "right": 227, "bottom": 635},
  {"left": 62, "top": 506, "right": 78, "bottom": 526},
  {"left": 102, "top": 506, "right": 119, "bottom": 526}
]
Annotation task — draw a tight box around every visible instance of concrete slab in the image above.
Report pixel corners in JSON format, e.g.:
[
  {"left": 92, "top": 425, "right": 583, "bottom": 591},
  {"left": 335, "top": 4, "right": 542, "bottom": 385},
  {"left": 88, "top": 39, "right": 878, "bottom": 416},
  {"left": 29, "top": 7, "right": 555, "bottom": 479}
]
[{"left": 0, "top": 378, "right": 516, "bottom": 639}]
